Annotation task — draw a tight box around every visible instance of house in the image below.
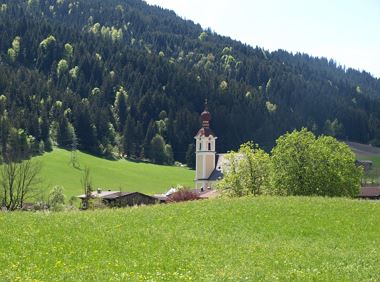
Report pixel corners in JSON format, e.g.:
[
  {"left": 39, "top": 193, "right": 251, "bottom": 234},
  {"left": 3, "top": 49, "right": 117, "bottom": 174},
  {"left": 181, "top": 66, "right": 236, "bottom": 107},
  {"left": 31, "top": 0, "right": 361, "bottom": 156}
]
[
  {"left": 358, "top": 186, "right": 380, "bottom": 200},
  {"left": 78, "top": 189, "right": 160, "bottom": 208}
]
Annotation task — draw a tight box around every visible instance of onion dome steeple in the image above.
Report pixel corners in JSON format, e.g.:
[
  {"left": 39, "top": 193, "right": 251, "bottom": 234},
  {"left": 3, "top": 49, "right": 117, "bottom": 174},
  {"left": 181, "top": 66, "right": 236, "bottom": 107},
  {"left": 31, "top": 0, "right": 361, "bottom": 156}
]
[
  {"left": 196, "top": 99, "right": 215, "bottom": 138},
  {"left": 201, "top": 99, "right": 211, "bottom": 128}
]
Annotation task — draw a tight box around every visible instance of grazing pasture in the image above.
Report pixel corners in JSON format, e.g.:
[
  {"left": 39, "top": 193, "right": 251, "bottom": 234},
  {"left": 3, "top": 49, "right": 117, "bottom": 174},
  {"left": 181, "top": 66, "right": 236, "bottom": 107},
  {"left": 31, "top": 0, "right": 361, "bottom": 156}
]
[{"left": 35, "top": 149, "right": 194, "bottom": 198}]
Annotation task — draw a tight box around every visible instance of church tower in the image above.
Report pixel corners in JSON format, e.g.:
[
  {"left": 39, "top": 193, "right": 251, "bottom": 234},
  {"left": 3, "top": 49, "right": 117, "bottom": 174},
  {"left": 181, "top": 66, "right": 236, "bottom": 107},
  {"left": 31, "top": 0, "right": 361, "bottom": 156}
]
[{"left": 194, "top": 100, "right": 217, "bottom": 190}]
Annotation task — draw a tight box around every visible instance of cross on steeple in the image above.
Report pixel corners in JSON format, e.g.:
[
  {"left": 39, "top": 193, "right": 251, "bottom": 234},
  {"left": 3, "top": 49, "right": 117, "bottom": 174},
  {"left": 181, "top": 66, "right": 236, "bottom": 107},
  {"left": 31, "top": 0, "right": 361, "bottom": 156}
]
[{"left": 205, "top": 99, "right": 209, "bottom": 110}]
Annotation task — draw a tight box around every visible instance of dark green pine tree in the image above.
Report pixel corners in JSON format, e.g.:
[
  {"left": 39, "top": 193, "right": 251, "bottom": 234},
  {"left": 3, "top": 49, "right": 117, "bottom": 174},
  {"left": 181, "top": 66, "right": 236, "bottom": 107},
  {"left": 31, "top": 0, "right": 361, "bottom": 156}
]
[
  {"left": 122, "top": 115, "right": 137, "bottom": 158},
  {"left": 141, "top": 120, "right": 157, "bottom": 159},
  {"left": 74, "top": 105, "right": 98, "bottom": 154},
  {"left": 39, "top": 110, "right": 52, "bottom": 151},
  {"left": 185, "top": 143, "right": 196, "bottom": 169},
  {"left": 150, "top": 134, "right": 167, "bottom": 164},
  {"left": 57, "top": 116, "right": 72, "bottom": 148}
]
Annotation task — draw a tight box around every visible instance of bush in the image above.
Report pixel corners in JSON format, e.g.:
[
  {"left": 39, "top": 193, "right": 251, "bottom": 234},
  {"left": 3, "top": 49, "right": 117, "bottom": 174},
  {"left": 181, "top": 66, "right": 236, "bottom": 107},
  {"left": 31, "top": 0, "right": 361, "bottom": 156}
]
[
  {"left": 166, "top": 188, "right": 200, "bottom": 203},
  {"left": 48, "top": 186, "right": 65, "bottom": 211}
]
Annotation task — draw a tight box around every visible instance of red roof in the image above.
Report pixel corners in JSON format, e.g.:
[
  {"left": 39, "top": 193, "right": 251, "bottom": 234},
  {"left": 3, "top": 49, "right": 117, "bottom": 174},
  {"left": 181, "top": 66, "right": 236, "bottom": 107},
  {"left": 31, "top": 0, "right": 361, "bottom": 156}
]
[{"left": 196, "top": 127, "right": 215, "bottom": 137}]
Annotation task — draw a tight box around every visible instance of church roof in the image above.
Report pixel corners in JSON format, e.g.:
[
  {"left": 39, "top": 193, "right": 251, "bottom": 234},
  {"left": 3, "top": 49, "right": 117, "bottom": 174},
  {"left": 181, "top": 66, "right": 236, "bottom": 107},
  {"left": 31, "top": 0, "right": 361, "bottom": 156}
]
[
  {"left": 207, "top": 154, "right": 225, "bottom": 181},
  {"left": 205, "top": 153, "right": 245, "bottom": 182},
  {"left": 196, "top": 127, "right": 215, "bottom": 138},
  {"left": 208, "top": 167, "right": 224, "bottom": 181}
]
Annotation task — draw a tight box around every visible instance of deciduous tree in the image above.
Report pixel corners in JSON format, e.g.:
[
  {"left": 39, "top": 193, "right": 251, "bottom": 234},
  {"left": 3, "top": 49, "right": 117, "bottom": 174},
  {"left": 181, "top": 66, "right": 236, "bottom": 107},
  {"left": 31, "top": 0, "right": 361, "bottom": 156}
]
[
  {"left": 217, "top": 142, "right": 271, "bottom": 197},
  {"left": 271, "top": 128, "right": 362, "bottom": 197},
  {"left": 0, "top": 157, "right": 42, "bottom": 210}
]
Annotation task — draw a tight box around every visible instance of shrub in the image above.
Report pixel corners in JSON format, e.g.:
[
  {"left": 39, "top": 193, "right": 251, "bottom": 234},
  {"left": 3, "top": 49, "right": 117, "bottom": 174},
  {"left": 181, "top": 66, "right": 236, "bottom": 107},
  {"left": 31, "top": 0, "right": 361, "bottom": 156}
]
[
  {"left": 166, "top": 188, "right": 200, "bottom": 203},
  {"left": 48, "top": 185, "right": 65, "bottom": 211}
]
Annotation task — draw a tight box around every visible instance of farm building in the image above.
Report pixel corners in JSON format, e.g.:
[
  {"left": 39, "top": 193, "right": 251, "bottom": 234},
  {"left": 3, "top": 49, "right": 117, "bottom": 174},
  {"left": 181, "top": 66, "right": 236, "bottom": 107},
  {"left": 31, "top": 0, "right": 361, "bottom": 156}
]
[
  {"left": 358, "top": 186, "right": 380, "bottom": 200},
  {"left": 78, "top": 190, "right": 161, "bottom": 208}
]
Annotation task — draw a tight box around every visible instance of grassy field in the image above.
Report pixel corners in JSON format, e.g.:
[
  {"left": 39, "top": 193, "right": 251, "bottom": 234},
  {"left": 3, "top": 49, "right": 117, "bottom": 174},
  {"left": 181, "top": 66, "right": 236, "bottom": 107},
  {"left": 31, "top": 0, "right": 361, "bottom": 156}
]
[
  {"left": 35, "top": 149, "right": 194, "bottom": 198},
  {"left": 0, "top": 196, "right": 379, "bottom": 281}
]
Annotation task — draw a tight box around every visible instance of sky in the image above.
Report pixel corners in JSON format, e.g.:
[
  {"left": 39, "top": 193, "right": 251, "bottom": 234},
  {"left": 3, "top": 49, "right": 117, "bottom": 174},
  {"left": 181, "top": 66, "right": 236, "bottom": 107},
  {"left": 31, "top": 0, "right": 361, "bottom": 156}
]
[{"left": 144, "top": 0, "right": 380, "bottom": 78}]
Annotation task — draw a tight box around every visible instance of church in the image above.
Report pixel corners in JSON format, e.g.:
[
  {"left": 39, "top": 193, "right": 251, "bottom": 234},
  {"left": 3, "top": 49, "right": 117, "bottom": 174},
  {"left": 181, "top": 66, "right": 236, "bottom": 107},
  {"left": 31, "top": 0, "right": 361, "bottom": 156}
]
[{"left": 194, "top": 102, "right": 227, "bottom": 190}]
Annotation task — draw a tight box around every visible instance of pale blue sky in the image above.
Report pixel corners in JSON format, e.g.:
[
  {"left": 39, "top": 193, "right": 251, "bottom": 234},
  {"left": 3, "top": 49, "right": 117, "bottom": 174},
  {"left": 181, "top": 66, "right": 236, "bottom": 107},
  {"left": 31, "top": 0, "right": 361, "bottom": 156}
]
[{"left": 144, "top": 0, "right": 380, "bottom": 78}]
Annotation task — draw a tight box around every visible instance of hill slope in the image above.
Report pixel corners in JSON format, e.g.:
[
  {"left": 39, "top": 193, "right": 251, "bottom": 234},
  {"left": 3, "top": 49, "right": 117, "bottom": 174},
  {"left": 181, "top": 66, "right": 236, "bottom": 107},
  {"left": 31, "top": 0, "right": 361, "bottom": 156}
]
[
  {"left": 0, "top": 0, "right": 380, "bottom": 163},
  {"left": 0, "top": 197, "right": 379, "bottom": 280},
  {"left": 36, "top": 149, "right": 194, "bottom": 198}
]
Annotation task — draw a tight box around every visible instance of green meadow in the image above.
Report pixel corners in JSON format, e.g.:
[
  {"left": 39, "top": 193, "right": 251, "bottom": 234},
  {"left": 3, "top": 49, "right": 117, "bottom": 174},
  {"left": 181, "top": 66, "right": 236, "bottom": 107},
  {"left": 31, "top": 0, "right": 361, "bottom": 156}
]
[
  {"left": 34, "top": 149, "right": 194, "bottom": 198},
  {"left": 0, "top": 197, "right": 379, "bottom": 281}
]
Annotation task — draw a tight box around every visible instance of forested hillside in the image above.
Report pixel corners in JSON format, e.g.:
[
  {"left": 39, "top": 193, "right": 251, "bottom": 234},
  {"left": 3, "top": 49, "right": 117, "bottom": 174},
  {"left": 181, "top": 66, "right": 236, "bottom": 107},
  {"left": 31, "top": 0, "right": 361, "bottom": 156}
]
[{"left": 1, "top": 0, "right": 380, "bottom": 163}]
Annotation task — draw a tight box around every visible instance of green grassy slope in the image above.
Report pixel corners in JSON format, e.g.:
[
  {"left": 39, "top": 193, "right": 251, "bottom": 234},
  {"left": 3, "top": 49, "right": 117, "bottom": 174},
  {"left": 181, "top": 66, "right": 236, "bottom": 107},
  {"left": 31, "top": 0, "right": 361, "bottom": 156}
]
[
  {"left": 1, "top": 197, "right": 379, "bottom": 281},
  {"left": 35, "top": 149, "right": 194, "bottom": 197}
]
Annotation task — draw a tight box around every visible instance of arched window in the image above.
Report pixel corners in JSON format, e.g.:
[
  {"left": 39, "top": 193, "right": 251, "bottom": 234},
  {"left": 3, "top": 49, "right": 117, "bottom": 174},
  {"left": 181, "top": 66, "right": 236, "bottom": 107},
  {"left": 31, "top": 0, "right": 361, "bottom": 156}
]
[
  {"left": 199, "top": 142, "right": 202, "bottom": 150},
  {"left": 208, "top": 142, "right": 211, "bottom": 151}
]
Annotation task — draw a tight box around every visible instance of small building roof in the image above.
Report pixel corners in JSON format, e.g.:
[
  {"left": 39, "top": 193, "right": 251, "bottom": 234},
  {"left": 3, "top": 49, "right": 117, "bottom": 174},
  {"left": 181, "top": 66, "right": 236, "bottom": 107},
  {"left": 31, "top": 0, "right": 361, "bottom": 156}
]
[
  {"left": 195, "top": 127, "right": 215, "bottom": 138},
  {"left": 356, "top": 160, "right": 373, "bottom": 164},
  {"left": 102, "top": 192, "right": 135, "bottom": 200},
  {"left": 359, "top": 187, "right": 380, "bottom": 198},
  {"left": 77, "top": 190, "right": 156, "bottom": 200},
  {"left": 77, "top": 190, "right": 117, "bottom": 199}
]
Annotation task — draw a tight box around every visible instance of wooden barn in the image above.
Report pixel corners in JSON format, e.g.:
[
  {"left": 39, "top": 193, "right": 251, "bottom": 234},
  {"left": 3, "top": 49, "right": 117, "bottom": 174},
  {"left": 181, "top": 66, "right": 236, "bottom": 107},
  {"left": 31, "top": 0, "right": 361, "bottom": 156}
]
[
  {"left": 78, "top": 190, "right": 160, "bottom": 208},
  {"left": 358, "top": 186, "right": 380, "bottom": 200}
]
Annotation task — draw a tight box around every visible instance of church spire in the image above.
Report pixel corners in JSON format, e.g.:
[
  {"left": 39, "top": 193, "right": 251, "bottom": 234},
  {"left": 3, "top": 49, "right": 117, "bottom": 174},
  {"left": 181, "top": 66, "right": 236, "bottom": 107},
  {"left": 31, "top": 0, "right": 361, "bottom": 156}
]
[
  {"left": 201, "top": 99, "right": 211, "bottom": 128},
  {"left": 194, "top": 99, "right": 218, "bottom": 190},
  {"left": 195, "top": 99, "right": 215, "bottom": 138}
]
